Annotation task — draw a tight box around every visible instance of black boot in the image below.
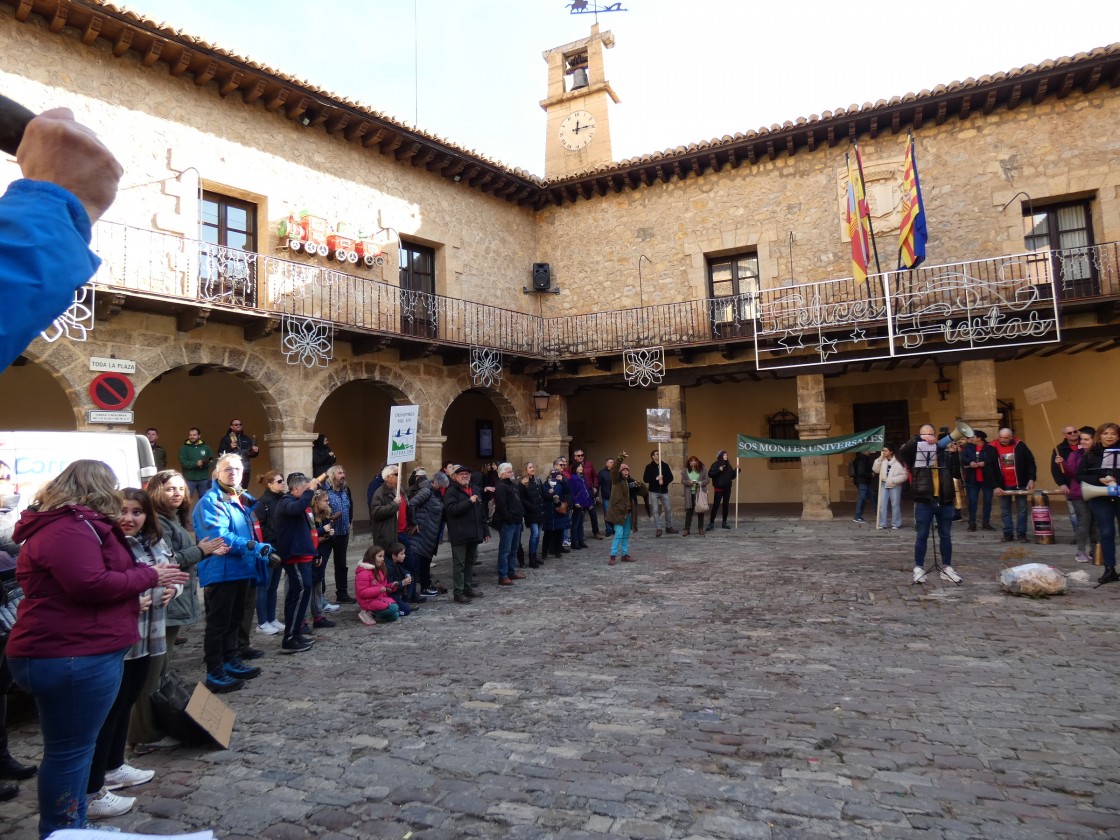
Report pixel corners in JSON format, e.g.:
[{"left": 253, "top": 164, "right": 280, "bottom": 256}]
[
  {"left": 517, "top": 545, "right": 526, "bottom": 568},
  {"left": 0, "top": 781, "right": 18, "bottom": 801},
  {"left": 528, "top": 553, "right": 542, "bottom": 568},
  {"left": 0, "top": 754, "right": 36, "bottom": 781}
]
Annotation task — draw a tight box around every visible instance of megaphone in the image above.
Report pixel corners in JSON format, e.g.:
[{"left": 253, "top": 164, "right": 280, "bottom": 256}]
[
  {"left": 1082, "top": 482, "right": 1120, "bottom": 500},
  {"left": 938, "top": 420, "right": 974, "bottom": 448}
]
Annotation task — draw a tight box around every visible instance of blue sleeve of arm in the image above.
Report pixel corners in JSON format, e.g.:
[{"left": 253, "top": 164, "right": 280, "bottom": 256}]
[{"left": 0, "top": 180, "right": 100, "bottom": 370}]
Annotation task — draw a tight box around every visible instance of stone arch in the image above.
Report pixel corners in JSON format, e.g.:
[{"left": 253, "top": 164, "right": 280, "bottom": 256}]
[
  {"left": 5, "top": 346, "right": 84, "bottom": 428},
  {"left": 314, "top": 359, "right": 431, "bottom": 427},
  {"left": 443, "top": 372, "right": 526, "bottom": 440},
  {"left": 133, "top": 340, "right": 285, "bottom": 434}
]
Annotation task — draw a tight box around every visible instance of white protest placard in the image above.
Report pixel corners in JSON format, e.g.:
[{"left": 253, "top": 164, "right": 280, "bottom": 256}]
[
  {"left": 646, "top": 408, "right": 671, "bottom": 443},
  {"left": 387, "top": 405, "right": 419, "bottom": 464},
  {"left": 1023, "top": 381, "right": 1057, "bottom": 406}
]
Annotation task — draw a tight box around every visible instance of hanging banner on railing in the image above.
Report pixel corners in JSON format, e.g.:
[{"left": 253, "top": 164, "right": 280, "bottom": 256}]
[{"left": 737, "top": 426, "right": 885, "bottom": 458}]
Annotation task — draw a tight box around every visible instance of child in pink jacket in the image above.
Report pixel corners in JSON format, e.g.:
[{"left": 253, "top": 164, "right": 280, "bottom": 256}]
[{"left": 354, "top": 545, "right": 401, "bottom": 625}]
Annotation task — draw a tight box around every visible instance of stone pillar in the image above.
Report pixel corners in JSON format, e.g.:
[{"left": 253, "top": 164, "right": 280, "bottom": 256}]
[
  {"left": 958, "top": 359, "right": 1001, "bottom": 438},
  {"left": 414, "top": 434, "right": 447, "bottom": 472},
  {"left": 656, "top": 385, "right": 691, "bottom": 473},
  {"left": 796, "top": 373, "right": 833, "bottom": 521},
  {"left": 263, "top": 431, "right": 317, "bottom": 479},
  {"left": 504, "top": 435, "right": 572, "bottom": 474}
]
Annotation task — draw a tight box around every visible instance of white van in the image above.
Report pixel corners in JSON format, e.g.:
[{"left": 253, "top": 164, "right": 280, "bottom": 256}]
[{"left": 0, "top": 431, "right": 157, "bottom": 539}]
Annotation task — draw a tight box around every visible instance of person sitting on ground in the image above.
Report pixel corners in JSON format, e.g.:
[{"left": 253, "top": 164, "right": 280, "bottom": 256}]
[
  {"left": 385, "top": 542, "right": 416, "bottom": 616},
  {"left": 355, "top": 545, "right": 401, "bottom": 625}
]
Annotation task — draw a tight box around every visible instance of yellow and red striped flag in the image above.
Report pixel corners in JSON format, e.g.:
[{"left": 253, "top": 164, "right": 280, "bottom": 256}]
[
  {"left": 846, "top": 151, "right": 872, "bottom": 282},
  {"left": 898, "top": 135, "right": 928, "bottom": 269}
]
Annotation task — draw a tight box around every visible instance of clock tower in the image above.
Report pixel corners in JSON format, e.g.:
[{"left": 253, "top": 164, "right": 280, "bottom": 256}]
[{"left": 541, "top": 24, "right": 619, "bottom": 180}]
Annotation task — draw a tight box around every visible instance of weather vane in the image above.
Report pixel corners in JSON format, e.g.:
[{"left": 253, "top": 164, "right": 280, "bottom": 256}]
[{"left": 567, "top": 1, "right": 628, "bottom": 22}]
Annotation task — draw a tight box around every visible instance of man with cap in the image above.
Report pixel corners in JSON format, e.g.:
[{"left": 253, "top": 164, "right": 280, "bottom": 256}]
[
  {"left": 274, "top": 470, "right": 327, "bottom": 652},
  {"left": 443, "top": 465, "right": 490, "bottom": 603},
  {"left": 960, "top": 430, "right": 998, "bottom": 532}
]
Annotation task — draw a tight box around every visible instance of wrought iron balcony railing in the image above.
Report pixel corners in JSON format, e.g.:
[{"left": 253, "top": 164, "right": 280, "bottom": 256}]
[{"left": 88, "top": 222, "right": 1120, "bottom": 363}]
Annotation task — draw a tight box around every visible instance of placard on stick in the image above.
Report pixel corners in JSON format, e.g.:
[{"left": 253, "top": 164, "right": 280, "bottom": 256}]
[
  {"left": 1023, "top": 381, "right": 1057, "bottom": 406},
  {"left": 646, "top": 408, "right": 671, "bottom": 443}
]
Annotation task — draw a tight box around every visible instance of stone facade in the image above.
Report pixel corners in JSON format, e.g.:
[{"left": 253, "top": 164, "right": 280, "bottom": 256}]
[{"left": 2, "top": 4, "right": 1119, "bottom": 518}]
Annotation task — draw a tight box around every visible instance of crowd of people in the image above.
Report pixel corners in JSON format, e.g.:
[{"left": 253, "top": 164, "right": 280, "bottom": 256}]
[
  {"left": 1, "top": 419, "right": 1117, "bottom": 836},
  {"left": 850, "top": 422, "right": 1120, "bottom": 585}
]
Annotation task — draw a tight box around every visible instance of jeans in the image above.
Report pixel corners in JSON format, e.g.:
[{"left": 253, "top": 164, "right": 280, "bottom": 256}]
[
  {"left": 525, "top": 521, "right": 541, "bottom": 556},
  {"left": 1089, "top": 497, "right": 1120, "bottom": 569},
  {"left": 610, "top": 517, "right": 633, "bottom": 557},
  {"left": 854, "top": 482, "right": 872, "bottom": 519},
  {"left": 88, "top": 656, "right": 150, "bottom": 794},
  {"left": 185, "top": 478, "right": 210, "bottom": 500},
  {"left": 650, "top": 492, "right": 673, "bottom": 530},
  {"left": 878, "top": 485, "right": 903, "bottom": 528},
  {"left": 1070, "top": 497, "right": 1098, "bottom": 554},
  {"left": 256, "top": 565, "right": 282, "bottom": 625},
  {"left": 914, "top": 500, "right": 954, "bottom": 567},
  {"left": 282, "top": 562, "right": 313, "bottom": 640},
  {"left": 966, "top": 482, "right": 994, "bottom": 524},
  {"left": 601, "top": 498, "right": 614, "bottom": 534},
  {"left": 498, "top": 523, "right": 521, "bottom": 578},
  {"left": 203, "top": 579, "right": 249, "bottom": 673},
  {"left": 571, "top": 507, "right": 587, "bottom": 546},
  {"left": 9, "top": 647, "right": 127, "bottom": 838},
  {"left": 1000, "top": 493, "right": 1029, "bottom": 537}
]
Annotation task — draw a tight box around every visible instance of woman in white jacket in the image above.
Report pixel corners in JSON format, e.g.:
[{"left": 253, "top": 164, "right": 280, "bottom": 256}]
[{"left": 873, "top": 443, "right": 907, "bottom": 530}]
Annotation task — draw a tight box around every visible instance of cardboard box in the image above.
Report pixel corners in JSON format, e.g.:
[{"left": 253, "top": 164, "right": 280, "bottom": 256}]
[{"left": 186, "top": 683, "right": 236, "bottom": 749}]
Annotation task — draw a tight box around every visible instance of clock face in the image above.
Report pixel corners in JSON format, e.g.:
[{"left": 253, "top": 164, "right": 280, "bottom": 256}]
[{"left": 559, "top": 110, "right": 597, "bottom": 151}]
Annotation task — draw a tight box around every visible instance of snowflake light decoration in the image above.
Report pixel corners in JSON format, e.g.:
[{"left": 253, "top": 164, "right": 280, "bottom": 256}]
[
  {"left": 623, "top": 346, "right": 665, "bottom": 388},
  {"left": 40, "top": 284, "right": 95, "bottom": 343},
  {"left": 281, "top": 314, "right": 333, "bottom": 369},
  {"left": 470, "top": 346, "right": 502, "bottom": 388}
]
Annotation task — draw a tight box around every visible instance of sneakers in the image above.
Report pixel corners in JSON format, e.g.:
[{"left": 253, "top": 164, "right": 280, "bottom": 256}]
[
  {"left": 336, "top": 593, "right": 357, "bottom": 604},
  {"left": 940, "top": 565, "right": 963, "bottom": 583},
  {"left": 86, "top": 786, "right": 135, "bottom": 819},
  {"left": 256, "top": 622, "right": 278, "bottom": 635},
  {"left": 321, "top": 602, "right": 341, "bottom": 613},
  {"left": 562, "top": 539, "right": 571, "bottom": 547},
  {"left": 1098, "top": 567, "right": 1119, "bottom": 585},
  {"left": 422, "top": 587, "right": 440, "bottom": 596},
  {"left": 721, "top": 523, "right": 731, "bottom": 530},
  {"left": 104, "top": 763, "right": 154, "bottom": 790},
  {"left": 890, "top": 525, "right": 901, "bottom": 530},
  {"left": 268, "top": 619, "right": 285, "bottom": 632},
  {"left": 281, "top": 636, "right": 313, "bottom": 653},
  {"left": 912, "top": 566, "right": 927, "bottom": 584},
  {"left": 358, "top": 609, "right": 376, "bottom": 626},
  {"left": 312, "top": 616, "right": 336, "bottom": 628},
  {"left": 1076, "top": 551, "right": 1091, "bottom": 563},
  {"left": 205, "top": 669, "right": 245, "bottom": 693},
  {"left": 224, "top": 659, "right": 261, "bottom": 680},
  {"left": 852, "top": 517, "right": 866, "bottom": 523}
]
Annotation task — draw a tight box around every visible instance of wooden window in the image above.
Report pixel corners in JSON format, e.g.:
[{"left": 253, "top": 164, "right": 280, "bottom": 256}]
[
  {"left": 767, "top": 408, "right": 799, "bottom": 465},
  {"left": 398, "top": 240, "right": 437, "bottom": 338},
  {"left": 707, "top": 252, "right": 758, "bottom": 335},
  {"left": 853, "top": 400, "right": 910, "bottom": 453},
  {"left": 1024, "top": 200, "right": 1098, "bottom": 298},
  {"left": 199, "top": 191, "right": 257, "bottom": 306}
]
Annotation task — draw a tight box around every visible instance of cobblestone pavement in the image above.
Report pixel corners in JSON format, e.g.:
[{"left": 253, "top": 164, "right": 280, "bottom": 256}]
[{"left": 4, "top": 515, "right": 1120, "bottom": 839}]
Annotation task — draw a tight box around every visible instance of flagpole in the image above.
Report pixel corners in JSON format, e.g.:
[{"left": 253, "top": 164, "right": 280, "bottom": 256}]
[{"left": 853, "top": 142, "right": 882, "bottom": 276}]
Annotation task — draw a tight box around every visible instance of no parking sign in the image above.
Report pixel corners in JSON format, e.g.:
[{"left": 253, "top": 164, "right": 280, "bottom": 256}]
[{"left": 89, "top": 372, "right": 135, "bottom": 411}]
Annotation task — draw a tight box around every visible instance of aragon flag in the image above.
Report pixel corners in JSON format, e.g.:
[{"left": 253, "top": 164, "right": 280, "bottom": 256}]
[
  {"left": 846, "top": 151, "right": 872, "bottom": 283},
  {"left": 898, "top": 135, "right": 928, "bottom": 269}
]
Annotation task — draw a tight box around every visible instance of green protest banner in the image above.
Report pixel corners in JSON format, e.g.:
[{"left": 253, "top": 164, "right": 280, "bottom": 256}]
[{"left": 736, "top": 426, "right": 885, "bottom": 459}]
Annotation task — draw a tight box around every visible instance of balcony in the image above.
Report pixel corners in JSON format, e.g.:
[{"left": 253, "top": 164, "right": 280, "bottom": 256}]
[{"left": 87, "top": 222, "right": 1120, "bottom": 369}]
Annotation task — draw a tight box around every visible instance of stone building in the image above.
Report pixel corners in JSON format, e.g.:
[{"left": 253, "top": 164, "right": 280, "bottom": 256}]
[{"left": 1, "top": 0, "right": 1118, "bottom": 521}]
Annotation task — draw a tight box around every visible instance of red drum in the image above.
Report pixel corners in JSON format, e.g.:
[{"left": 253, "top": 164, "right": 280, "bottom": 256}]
[{"left": 1030, "top": 490, "right": 1054, "bottom": 545}]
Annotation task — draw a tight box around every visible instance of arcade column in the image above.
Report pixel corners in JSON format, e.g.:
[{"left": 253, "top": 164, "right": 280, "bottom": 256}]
[
  {"left": 958, "top": 359, "right": 1001, "bottom": 438},
  {"left": 414, "top": 434, "right": 447, "bottom": 472},
  {"left": 656, "top": 384, "right": 691, "bottom": 473},
  {"left": 796, "top": 373, "right": 833, "bottom": 521},
  {"left": 262, "top": 432, "right": 318, "bottom": 479}
]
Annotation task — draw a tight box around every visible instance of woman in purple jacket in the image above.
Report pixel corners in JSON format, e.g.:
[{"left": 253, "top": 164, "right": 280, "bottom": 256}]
[{"left": 6, "top": 460, "right": 186, "bottom": 838}]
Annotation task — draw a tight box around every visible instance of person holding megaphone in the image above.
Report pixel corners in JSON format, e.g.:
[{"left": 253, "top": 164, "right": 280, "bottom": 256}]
[{"left": 1078, "top": 422, "right": 1120, "bottom": 585}]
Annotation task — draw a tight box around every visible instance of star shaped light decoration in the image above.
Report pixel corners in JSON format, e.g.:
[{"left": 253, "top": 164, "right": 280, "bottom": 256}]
[
  {"left": 849, "top": 327, "right": 867, "bottom": 344},
  {"left": 40, "top": 284, "right": 95, "bottom": 343},
  {"left": 817, "top": 336, "right": 839, "bottom": 360},
  {"left": 776, "top": 333, "right": 804, "bottom": 354},
  {"left": 281, "top": 314, "right": 334, "bottom": 369},
  {"left": 470, "top": 346, "right": 503, "bottom": 388},
  {"left": 623, "top": 346, "right": 665, "bottom": 388}
]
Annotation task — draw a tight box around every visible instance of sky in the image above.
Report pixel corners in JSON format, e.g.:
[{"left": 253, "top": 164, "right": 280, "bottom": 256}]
[{"left": 117, "top": 0, "right": 1120, "bottom": 176}]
